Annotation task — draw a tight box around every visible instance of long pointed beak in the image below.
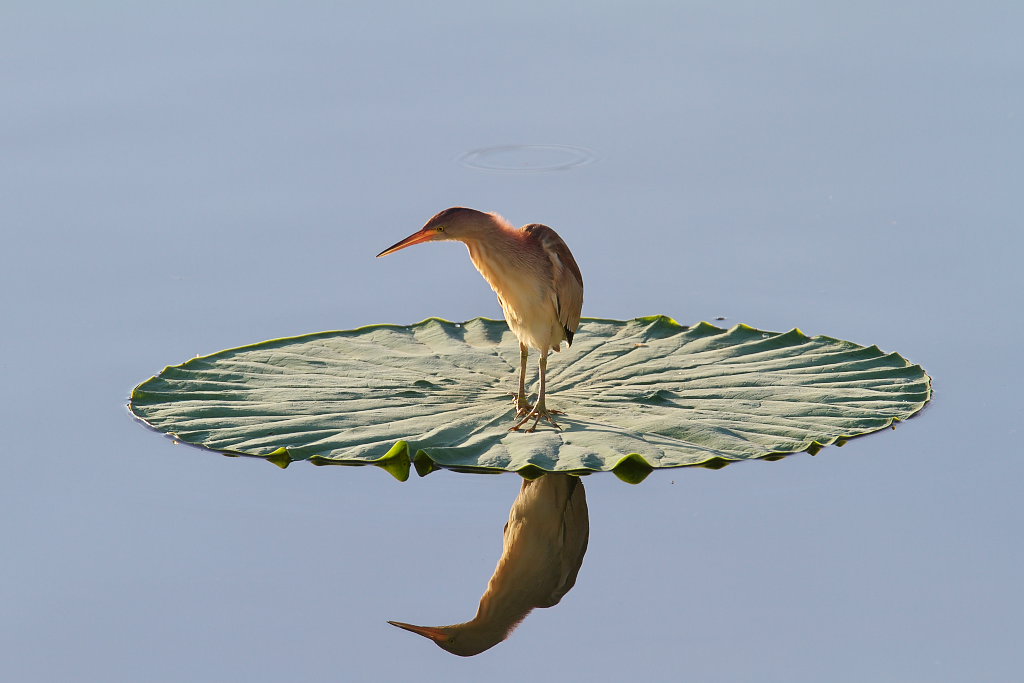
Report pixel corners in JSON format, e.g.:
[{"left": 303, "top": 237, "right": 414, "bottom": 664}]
[
  {"left": 376, "top": 229, "right": 435, "bottom": 258},
  {"left": 387, "top": 620, "right": 450, "bottom": 642}
]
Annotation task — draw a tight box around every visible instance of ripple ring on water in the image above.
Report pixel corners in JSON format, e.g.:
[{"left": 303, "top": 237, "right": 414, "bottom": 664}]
[{"left": 458, "top": 144, "right": 597, "bottom": 173}]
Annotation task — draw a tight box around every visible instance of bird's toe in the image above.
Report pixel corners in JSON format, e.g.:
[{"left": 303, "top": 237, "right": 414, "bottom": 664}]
[{"left": 509, "top": 406, "right": 562, "bottom": 431}]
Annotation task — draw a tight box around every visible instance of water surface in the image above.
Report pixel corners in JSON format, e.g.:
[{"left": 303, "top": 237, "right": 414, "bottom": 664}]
[{"left": 3, "top": 2, "right": 1022, "bottom": 681}]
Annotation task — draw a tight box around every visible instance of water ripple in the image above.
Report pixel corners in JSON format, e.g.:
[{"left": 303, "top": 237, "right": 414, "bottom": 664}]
[{"left": 458, "top": 144, "right": 597, "bottom": 173}]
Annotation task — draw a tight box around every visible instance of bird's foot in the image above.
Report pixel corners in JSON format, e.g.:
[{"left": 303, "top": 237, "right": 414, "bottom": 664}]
[
  {"left": 509, "top": 403, "right": 562, "bottom": 432},
  {"left": 511, "top": 396, "right": 564, "bottom": 417},
  {"left": 514, "top": 398, "right": 533, "bottom": 418}
]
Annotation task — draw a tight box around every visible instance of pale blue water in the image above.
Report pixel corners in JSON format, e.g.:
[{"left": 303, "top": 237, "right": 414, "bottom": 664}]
[{"left": 3, "top": 2, "right": 1022, "bottom": 681}]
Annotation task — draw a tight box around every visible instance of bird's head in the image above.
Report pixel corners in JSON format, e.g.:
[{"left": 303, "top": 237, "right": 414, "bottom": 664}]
[
  {"left": 386, "top": 619, "right": 507, "bottom": 657},
  {"left": 376, "top": 207, "right": 497, "bottom": 257}
]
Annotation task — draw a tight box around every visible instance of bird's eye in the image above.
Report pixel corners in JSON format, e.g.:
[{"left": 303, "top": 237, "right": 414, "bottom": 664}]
[{"left": 436, "top": 226, "right": 445, "bottom": 232}]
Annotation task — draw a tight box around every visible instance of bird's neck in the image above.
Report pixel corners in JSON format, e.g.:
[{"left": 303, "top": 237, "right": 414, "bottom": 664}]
[
  {"left": 462, "top": 222, "right": 530, "bottom": 294},
  {"left": 458, "top": 594, "right": 530, "bottom": 651},
  {"left": 464, "top": 509, "right": 539, "bottom": 638}
]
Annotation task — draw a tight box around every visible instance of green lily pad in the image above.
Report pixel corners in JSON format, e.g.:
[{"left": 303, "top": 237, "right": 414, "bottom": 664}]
[{"left": 129, "top": 316, "right": 931, "bottom": 483}]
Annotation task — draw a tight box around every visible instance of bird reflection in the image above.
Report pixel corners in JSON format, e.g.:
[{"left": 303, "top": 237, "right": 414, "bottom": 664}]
[{"left": 388, "top": 473, "right": 589, "bottom": 656}]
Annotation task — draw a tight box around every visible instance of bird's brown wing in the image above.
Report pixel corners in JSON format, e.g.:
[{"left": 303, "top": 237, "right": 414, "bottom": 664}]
[
  {"left": 537, "top": 476, "right": 589, "bottom": 608},
  {"left": 523, "top": 224, "right": 584, "bottom": 346}
]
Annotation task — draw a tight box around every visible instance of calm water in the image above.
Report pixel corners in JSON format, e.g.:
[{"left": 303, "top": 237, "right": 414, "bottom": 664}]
[{"left": 3, "top": 2, "right": 1022, "bottom": 681}]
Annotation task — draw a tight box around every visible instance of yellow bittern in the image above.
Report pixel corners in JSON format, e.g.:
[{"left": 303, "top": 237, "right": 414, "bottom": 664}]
[
  {"left": 388, "top": 473, "right": 589, "bottom": 656},
  {"left": 377, "top": 208, "right": 583, "bottom": 431}
]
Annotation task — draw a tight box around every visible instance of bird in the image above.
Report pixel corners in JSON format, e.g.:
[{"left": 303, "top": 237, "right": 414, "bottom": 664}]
[
  {"left": 376, "top": 207, "right": 583, "bottom": 431},
  {"left": 388, "top": 473, "right": 589, "bottom": 656}
]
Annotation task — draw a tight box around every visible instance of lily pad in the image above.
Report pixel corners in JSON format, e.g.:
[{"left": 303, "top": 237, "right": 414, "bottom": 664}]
[{"left": 129, "top": 316, "right": 931, "bottom": 483}]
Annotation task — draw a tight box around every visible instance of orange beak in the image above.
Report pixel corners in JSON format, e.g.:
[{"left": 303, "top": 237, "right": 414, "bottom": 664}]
[
  {"left": 387, "top": 620, "right": 450, "bottom": 642},
  {"left": 376, "top": 229, "right": 436, "bottom": 257}
]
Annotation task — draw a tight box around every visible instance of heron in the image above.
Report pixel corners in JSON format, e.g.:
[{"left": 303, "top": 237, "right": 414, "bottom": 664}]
[
  {"left": 388, "top": 473, "right": 589, "bottom": 656},
  {"left": 376, "top": 207, "right": 583, "bottom": 431}
]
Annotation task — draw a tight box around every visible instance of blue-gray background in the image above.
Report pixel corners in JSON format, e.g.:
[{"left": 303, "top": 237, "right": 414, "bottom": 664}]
[{"left": 3, "top": 2, "right": 1021, "bottom": 681}]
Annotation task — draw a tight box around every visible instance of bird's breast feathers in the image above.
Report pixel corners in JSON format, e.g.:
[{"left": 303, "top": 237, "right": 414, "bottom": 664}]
[{"left": 466, "top": 223, "right": 583, "bottom": 353}]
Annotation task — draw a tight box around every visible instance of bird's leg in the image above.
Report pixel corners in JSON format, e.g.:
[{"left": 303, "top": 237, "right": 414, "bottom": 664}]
[
  {"left": 531, "top": 353, "right": 561, "bottom": 430},
  {"left": 515, "top": 343, "right": 532, "bottom": 416},
  {"left": 510, "top": 352, "right": 561, "bottom": 432}
]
